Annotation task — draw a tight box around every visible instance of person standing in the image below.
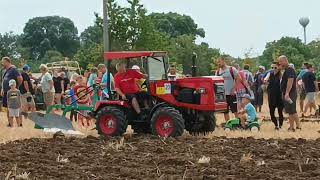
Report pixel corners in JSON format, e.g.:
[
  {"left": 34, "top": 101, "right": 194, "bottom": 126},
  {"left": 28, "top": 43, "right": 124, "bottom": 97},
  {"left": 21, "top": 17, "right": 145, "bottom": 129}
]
[
  {"left": 39, "top": 64, "right": 55, "bottom": 110},
  {"left": 168, "top": 65, "right": 182, "bottom": 81},
  {"left": 278, "top": 55, "right": 300, "bottom": 131},
  {"left": 98, "top": 64, "right": 114, "bottom": 100},
  {"left": 19, "top": 65, "right": 36, "bottom": 115},
  {"left": 1, "top": 57, "right": 22, "bottom": 124},
  {"left": 266, "top": 62, "right": 284, "bottom": 130},
  {"left": 253, "top": 66, "right": 265, "bottom": 112},
  {"left": 241, "top": 64, "right": 254, "bottom": 88},
  {"left": 53, "top": 71, "right": 64, "bottom": 105},
  {"left": 215, "top": 56, "right": 240, "bottom": 121},
  {"left": 297, "top": 63, "right": 309, "bottom": 114},
  {"left": 7, "top": 80, "right": 22, "bottom": 127},
  {"left": 302, "top": 64, "right": 319, "bottom": 116}
]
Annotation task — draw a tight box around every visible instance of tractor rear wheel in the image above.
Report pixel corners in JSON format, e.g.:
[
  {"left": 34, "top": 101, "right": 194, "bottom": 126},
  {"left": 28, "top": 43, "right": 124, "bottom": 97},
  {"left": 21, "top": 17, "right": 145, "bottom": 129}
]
[
  {"left": 151, "top": 107, "right": 184, "bottom": 137},
  {"left": 96, "top": 106, "right": 127, "bottom": 137}
]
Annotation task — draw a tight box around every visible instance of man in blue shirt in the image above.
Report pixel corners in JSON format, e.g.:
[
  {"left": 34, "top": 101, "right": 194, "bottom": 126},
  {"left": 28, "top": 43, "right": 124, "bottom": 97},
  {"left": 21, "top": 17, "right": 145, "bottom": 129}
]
[
  {"left": 1, "top": 57, "right": 22, "bottom": 125},
  {"left": 1, "top": 57, "right": 22, "bottom": 107},
  {"left": 98, "top": 64, "right": 114, "bottom": 100}
]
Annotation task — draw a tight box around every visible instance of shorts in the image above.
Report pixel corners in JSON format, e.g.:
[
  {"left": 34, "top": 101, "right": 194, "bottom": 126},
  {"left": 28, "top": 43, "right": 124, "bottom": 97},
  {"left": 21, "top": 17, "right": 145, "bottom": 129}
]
[
  {"left": 225, "top": 95, "right": 237, "bottom": 114},
  {"left": 299, "top": 89, "right": 306, "bottom": 101},
  {"left": 21, "top": 94, "right": 35, "bottom": 108},
  {"left": 43, "top": 92, "right": 54, "bottom": 106},
  {"left": 283, "top": 92, "right": 297, "bottom": 115},
  {"left": 236, "top": 88, "right": 247, "bottom": 103},
  {"left": 9, "top": 108, "right": 20, "bottom": 117},
  {"left": 125, "top": 92, "right": 149, "bottom": 103},
  {"left": 306, "top": 92, "right": 316, "bottom": 103}
]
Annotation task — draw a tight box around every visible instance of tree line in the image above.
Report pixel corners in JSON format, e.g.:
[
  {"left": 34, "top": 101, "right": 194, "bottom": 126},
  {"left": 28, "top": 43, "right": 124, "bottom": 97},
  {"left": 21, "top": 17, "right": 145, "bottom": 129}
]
[{"left": 1, "top": 0, "right": 320, "bottom": 79}]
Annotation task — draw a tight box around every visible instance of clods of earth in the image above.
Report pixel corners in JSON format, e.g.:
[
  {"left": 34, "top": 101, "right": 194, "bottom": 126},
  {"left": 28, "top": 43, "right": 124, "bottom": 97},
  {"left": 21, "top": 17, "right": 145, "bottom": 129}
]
[{"left": 1, "top": 135, "right": 320, "bottom": 180}]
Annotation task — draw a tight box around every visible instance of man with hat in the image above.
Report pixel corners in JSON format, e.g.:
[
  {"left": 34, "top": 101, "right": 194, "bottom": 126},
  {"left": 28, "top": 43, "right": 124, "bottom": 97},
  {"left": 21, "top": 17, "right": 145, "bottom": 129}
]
[{"left": 19, "top": 64, "right": 36, "bottom": 114}]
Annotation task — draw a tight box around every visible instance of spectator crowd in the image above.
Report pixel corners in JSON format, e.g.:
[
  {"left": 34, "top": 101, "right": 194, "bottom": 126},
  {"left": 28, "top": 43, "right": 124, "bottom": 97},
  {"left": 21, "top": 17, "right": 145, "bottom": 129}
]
[{"left": 0, "top": 55, "right": 319, "bottom": 132}]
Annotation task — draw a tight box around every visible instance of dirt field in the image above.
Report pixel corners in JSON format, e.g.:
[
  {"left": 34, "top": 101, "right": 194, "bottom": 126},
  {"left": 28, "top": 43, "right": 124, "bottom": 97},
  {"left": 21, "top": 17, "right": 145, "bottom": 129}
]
[
  {"left": 1, "top": 95, "right": 320, "bottom": 179},
  {"left": 1, "top": 135, "right": 320, "bottom": 179}
]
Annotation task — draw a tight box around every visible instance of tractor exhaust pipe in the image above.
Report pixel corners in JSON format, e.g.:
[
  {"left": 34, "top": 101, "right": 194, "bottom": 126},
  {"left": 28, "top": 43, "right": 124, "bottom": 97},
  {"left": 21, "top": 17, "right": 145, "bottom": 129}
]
[{"left": 192, "top": 52, "right": 197, "bottom": 77}]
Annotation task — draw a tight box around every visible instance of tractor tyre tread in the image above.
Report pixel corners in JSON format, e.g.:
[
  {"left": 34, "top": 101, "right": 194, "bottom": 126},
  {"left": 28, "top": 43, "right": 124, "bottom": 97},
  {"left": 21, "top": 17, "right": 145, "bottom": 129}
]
[
  {"left": 96, "top": 106, "right": 127, "bottom": 137},
  {"left": 151, "top": 106, "right": 185, "bottom": 137}
]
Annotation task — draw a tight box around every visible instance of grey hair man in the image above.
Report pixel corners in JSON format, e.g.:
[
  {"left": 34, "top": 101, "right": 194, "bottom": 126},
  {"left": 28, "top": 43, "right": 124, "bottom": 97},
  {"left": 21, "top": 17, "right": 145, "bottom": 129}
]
[{"left": 278, "top": 55, "right": 300, "bottom": 131}]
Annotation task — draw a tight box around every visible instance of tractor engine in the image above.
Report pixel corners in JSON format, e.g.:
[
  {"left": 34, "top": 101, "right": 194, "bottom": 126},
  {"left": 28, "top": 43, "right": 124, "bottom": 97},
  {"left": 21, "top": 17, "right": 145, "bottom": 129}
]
[{"left": 149, "top": 76, "right": 227, "bottom": 134}]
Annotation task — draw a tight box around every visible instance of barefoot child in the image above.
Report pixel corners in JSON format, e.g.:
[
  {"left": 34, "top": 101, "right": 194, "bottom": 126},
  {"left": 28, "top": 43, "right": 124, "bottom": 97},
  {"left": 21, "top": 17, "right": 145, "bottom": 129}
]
[
  {"left": 239, "top": 94, "right": 257, "bottom": 128},
  {"left": 7, "top": 79, "right": 22, "bottom": 127}
]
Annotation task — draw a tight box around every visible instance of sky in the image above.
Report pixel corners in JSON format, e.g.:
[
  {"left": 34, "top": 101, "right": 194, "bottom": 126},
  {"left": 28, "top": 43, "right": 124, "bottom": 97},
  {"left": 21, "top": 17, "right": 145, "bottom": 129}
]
[{"left": 1, "top": 0, "right": 320, "bottom": 57}]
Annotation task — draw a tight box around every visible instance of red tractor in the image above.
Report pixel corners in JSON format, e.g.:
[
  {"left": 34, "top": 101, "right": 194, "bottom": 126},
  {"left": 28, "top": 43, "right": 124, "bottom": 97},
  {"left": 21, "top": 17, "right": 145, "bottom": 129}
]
[{"left": 93, "top": 51, "right": 227, "bottom": 137}]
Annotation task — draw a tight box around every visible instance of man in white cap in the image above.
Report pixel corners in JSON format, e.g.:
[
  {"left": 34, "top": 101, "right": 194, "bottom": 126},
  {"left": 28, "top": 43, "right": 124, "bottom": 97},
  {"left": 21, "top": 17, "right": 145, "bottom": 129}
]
[{"left": 132, "top": 65, "right": 147, "bottom": 92}]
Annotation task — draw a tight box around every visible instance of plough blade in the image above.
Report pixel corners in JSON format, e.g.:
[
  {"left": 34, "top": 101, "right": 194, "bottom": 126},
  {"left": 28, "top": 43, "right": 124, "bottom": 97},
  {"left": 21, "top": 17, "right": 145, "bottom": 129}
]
[{"left": 30, "top": 112, "right": 75, "bottom": 131}]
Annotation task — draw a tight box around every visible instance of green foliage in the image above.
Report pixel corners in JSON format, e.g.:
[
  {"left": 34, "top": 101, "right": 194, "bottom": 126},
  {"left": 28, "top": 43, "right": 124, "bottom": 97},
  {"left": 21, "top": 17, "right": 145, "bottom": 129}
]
[
  {"left": 0, "top": 32, "right": 20, "bottom": 58},
  {"left": 74, "top": 43, "right": 103, "bottom": 69},
  {"left": 21, "top": 16, "right": 80, "bottom": 60},
  {"left": 259, "top": 37, "right": 311, "bottom": 68},
  {"left": 149, "top": 12, "right": 205, "bottom": 38}
]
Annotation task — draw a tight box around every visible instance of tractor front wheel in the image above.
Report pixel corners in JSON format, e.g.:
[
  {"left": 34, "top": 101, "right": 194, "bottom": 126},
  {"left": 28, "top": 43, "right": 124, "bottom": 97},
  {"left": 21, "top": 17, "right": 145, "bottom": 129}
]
[
  {"left": 151, "top": 107, "right": 184, "bottom": 137},
  {"left": 96, "top": 106, "right": 127, "bottom": 137}
]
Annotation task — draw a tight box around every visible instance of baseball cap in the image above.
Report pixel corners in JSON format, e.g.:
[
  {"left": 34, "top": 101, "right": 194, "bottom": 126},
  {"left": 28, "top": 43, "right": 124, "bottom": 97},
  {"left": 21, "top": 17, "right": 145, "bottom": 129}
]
[
  {"left": 242, "top": 94, "right": 251, "bottom": 100},
  {"left": 23, "top": 64, "right": 31, "bottom": 71},
  {"left": 9, "top": 79, "right": 16, "bottom": 86},
  {"left": 132, "top": 65, "right": 140, "bottom": 70}
]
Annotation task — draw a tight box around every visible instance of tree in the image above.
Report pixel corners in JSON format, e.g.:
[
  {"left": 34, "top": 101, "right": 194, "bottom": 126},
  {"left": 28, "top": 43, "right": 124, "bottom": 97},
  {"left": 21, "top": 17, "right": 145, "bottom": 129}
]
[
  {"left": 21, "top": 16, "right": 80, "bottom": 60},
  {"left": 149, "top": 12, "right": 205, "bottom": 38},
  {"left": 74, "top": 43, "right": 103, "bottom": 69},
  {"left": 0, "top": 32, "right": 20, "bottom": 58},
  {"left": 259, "top": 37, "right": 312, "bottom": 68}
]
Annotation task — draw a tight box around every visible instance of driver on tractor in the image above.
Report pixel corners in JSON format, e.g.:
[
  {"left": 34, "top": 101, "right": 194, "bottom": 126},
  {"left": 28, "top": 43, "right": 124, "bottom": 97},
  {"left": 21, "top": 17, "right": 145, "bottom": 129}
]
[{"left": 114, "top": 62, "right": 149, "bottom": 119}]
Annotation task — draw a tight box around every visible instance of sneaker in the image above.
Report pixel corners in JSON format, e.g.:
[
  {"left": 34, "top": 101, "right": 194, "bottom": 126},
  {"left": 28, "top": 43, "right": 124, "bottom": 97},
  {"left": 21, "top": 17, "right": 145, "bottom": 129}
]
[
  {"left": 19, "top": 124, "right": 23, "bottom": 127},
  {"left": 7, "top": 124, "right": 12, "bottom": 128},
  {"left": 275, "top": 127, "right": 280, "bottom": 130},
  {"left": 296, "top": 127, "right": 302, "bottom": 131}
]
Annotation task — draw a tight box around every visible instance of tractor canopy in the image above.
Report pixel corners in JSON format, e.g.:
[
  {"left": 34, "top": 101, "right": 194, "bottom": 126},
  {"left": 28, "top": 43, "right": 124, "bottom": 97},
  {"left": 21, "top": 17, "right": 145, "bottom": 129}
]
[{"left": 104, "top": 51, "right": 167, "bottom": 60}]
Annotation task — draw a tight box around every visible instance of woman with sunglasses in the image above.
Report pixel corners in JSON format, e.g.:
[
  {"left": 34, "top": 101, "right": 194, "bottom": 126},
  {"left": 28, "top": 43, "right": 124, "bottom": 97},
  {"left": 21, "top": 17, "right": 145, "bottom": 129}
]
[{"left": 265, "top": 62, "right": 284, "bottom": 130}]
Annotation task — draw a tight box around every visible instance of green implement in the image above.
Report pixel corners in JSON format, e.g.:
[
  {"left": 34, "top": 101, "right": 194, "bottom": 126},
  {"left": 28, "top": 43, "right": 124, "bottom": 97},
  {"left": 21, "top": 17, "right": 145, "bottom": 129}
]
[
  {"left": 31, "top": 84, "right": 102, "bottom": 130},
  {"left": 224, "top": 118, "right": 260, "bottom": 132}
]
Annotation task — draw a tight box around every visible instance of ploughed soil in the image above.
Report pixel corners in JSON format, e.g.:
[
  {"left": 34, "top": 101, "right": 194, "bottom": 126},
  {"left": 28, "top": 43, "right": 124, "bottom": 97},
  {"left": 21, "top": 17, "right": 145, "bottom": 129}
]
[{"left": 1, "top": 135, "right": 320, "bottom": 180}]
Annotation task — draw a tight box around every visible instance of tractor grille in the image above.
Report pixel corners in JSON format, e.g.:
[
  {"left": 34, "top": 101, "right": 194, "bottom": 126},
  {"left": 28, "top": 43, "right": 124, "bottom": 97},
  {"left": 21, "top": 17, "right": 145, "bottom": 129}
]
[{"left": 214, "top": 83, "right": 225, "bottom": 103}]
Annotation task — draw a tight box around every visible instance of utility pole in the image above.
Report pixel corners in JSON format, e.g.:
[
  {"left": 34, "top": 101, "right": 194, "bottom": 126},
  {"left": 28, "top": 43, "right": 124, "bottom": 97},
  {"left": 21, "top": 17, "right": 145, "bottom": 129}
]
[{"left": 103, "top": 0, "right": 109, "bottom": 52}]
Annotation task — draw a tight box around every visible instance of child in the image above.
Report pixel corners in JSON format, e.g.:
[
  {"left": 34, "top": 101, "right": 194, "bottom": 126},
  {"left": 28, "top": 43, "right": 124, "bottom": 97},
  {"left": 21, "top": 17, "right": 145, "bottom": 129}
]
[
  {"left": 73, "top": 76, "right": 90, "bottom": 126},
  {"left": 7, "top": 79, "right": 22, "bottom": 127},
  {"left": 68, "top": 81, "right": 78, "bottom": 122},
  {"left": 238, "top": 94, "right": 257, "bottom": 128}
]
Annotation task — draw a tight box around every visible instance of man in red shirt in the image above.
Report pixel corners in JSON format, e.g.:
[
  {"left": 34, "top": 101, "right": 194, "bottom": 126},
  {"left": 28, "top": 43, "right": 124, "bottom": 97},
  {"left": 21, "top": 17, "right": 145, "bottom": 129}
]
[{"left": 114, "top": 62, "right": 148, "bottom": 117}]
